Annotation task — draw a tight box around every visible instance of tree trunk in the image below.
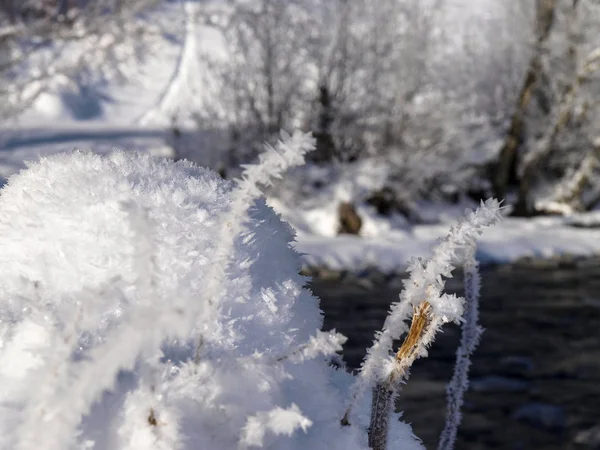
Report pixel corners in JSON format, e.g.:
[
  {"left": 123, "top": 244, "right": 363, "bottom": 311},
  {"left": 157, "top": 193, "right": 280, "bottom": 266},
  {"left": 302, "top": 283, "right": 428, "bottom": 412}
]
[
  {"left": 514, "top": 0, "right": 587, "bottom": 216},
  {"left": 313, "top": 85, "right": 336, "bottom": 162},
  {"left": 492, "top": 69, "right": 536, "bottom": 202},
  {"left": 493, "top": 0, "right": 557, "bottom": 210}
]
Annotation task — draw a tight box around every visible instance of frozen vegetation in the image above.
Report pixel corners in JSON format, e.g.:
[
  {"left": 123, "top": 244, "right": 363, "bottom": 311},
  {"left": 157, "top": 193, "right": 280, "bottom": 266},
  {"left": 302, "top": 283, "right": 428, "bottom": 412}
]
[
  {"left": 0, "top": 132, "right": 502, "bottom": 450},
  {"left": 2, "top": 0, "right": 600, "bottom": 447}
]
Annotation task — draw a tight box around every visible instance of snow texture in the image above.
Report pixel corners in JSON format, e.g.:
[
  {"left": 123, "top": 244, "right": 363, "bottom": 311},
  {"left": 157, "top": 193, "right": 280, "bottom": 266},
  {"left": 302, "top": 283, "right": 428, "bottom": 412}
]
[
  {"left": 287, "top": 212, "right": 600, "bottom": 273},
  {"left": 0, "top": 134, "right": 423, "bottom": 450}
]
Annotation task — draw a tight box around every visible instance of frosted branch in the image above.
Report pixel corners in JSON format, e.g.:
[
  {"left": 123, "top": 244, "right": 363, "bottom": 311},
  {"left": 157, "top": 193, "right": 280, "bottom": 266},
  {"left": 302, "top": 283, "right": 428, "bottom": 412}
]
[
  {"left": 437, "top": 248, "right": 483, "bottom": 450},
  {"left": 342, "top": 199, "right": 501, "bottom": 447},
  {"left": 195, "top": 131, "right": 315, "bottom": 347}
]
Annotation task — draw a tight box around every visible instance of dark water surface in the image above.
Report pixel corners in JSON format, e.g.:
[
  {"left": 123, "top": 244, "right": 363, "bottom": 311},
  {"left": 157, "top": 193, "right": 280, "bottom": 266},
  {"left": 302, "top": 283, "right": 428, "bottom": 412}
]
[{"left": 308, "top": 258, "right": 600, "bottom": 450}]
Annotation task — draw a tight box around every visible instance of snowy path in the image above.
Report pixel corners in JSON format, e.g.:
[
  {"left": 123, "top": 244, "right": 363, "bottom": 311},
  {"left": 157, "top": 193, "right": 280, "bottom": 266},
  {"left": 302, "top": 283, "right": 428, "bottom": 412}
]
[{"left": 136, "top": 1, "right": 203, "bottom": 126}]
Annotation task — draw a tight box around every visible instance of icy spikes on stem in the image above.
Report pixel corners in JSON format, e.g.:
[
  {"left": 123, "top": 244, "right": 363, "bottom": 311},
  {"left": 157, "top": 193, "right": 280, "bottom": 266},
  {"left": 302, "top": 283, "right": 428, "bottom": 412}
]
[
  {"left": 195, "top": 131, "right": 315, "bottom": 346},
  {"left": 274, "top": 330, "right": 347, "bottom": 364},
  {"left": 343, "top": 199, "right": 501, "bottom": 448},
  {"left": 350, "top": 199, "right": 501, "bottom": 399},
  {"left": 437, "top": 248, "right": 483, "bottom": 450}
]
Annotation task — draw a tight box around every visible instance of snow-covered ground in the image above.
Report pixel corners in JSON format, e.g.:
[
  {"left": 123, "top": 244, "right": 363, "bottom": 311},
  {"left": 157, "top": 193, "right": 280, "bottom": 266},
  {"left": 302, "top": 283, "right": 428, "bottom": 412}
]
[
  {"left": 6, "top": 1, "right": 225, "bottom": 129},
  {"left": 266, "top": 160, "right": 600, "bottom": 272},
  {"left": 275, "top": 199, "right": 600, "bottom": 273}
]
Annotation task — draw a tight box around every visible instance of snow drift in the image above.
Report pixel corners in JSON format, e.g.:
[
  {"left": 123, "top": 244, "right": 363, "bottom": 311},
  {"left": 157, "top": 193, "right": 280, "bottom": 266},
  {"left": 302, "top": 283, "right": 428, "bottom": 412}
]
[{"left": 0, "top": 138, "right": 423, "bottom": 450}]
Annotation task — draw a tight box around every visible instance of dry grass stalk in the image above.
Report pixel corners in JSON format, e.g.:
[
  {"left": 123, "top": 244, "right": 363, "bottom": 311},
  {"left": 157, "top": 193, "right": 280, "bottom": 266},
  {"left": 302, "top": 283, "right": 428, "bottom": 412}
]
[
  {"left": 394, "top": 302, "right": 433, "bottom": 371},
  {"left": 368, "top": 300, "right": 437, "bottom": 450}
]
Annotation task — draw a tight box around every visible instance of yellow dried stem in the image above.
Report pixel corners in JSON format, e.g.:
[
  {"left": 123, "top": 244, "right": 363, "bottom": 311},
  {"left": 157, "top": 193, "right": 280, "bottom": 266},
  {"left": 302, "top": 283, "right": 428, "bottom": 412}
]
[
  {"left": 391, "top": 301, "right": 434, "bottom": 382},
  {"left": 368, "top": 301, "right": 436, "bottom": 450},
  {"left": 396, "top": 301, "right": 433, "bottom": 362}
]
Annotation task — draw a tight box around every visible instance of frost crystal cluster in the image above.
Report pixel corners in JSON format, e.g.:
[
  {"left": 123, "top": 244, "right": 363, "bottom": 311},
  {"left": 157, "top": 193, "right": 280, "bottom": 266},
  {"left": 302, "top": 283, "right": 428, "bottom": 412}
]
[{"left": 0, "top": 133, "right": 423, "bottom": 450}]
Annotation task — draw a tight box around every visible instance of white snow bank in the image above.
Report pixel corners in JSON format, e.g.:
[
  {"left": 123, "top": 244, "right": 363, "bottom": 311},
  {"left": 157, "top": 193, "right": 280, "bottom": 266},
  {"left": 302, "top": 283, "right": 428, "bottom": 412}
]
[
  {"left": 0, "top": 149, "right": 422, "bottom": 450},
  {"left": 273, "top": 202, "right": 600, "bottom": 272}
]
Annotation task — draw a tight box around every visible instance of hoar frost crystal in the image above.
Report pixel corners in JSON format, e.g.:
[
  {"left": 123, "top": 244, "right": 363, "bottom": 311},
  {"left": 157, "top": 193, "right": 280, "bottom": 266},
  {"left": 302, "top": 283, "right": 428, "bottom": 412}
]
[{"left": 0, "top": 141, "right": 423, "bottom": 450}]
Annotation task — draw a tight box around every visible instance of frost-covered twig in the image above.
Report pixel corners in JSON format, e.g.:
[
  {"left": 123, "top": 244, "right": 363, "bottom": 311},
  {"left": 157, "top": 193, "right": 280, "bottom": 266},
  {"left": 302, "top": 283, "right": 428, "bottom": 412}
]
[
  {"left": 274, "top": 330, "right": 346, "bottom": 364},
  {"left": 343, "top": 199, "right": 501, "bottom": 449},
  {"left": 194, "top": 131, "right": 315, "bottom": 354},
  {"left": 437, "top": 248, "right": 483, "bottom": 450}
]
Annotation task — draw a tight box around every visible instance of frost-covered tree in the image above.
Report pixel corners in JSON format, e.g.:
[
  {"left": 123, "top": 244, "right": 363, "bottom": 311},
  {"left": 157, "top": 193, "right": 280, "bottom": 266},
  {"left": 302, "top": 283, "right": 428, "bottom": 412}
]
[
  {"left": 201, "top": 0, "right": 538, "bottom": 208},
  {"left": 197, "top": 0, "right": 446, "bottom": 164},
  {"left": 196, "top": 0, "right": 321, "bottom": 162},
  {"left": 493, "top": 0, "right": 600, "bottom": 215},
  {"left": 310, "top": 0, "right": 440, "bottom": 162}
]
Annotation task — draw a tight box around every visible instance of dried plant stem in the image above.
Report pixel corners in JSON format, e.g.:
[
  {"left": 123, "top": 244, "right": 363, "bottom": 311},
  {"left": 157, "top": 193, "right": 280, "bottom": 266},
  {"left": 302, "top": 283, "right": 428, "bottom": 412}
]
[
  {"left": 368, "top": 301, "right": 436, "bottom": 450},
  {"left": 343, "top": 200, "right": 501, "bottom": 448},
  {"left": 438, "top": 253, "right": 483, "bottom": 450},
  {"left": 368, "top": 383, "right": 395, "bottom": 450},
  {"left": 394, "top": 302, "right": 433, "bottom": 368}
]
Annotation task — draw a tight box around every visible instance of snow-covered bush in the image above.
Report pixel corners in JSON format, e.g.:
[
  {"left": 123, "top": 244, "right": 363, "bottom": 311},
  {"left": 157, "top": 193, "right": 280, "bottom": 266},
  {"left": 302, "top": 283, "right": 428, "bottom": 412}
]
[{"left": 0, "top": 130, "right": 501, "bottom": 450}]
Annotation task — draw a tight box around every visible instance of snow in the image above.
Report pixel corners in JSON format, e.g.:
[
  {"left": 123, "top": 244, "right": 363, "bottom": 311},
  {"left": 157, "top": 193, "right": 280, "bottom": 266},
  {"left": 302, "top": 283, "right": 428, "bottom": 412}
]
[
  {"left": 263, "top": 158, "right": 600, "bottom": 273},
  {"left": 0, "top": 139, "right": 423, "bottom": 450},
  {"left": 7, "top": 1, "right": 217, "bottom": 129},
  {"left": 136, "top": 2, "right": 210, "bottom": 126},
  {"left": 1, "top": 1, "right": 595, "bottom": 448},
  {"left": 277, "top": 206, "right": 600, "bottom": 272}
]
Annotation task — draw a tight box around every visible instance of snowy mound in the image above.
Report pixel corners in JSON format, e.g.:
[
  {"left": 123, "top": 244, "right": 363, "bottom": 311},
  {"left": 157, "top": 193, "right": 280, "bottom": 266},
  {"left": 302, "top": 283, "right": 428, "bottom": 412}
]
[
  {"left": 0, "top": 151, "right": 423, "bottom": 450},
  {"left": 0, "top": 151, "right": 318, "bottom": 350}
]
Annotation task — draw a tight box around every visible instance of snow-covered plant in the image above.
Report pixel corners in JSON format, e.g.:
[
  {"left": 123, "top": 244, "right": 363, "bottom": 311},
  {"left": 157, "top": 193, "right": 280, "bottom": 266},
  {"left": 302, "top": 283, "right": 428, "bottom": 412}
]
[
  {"left": 0, "top": 128, "right": 502, "bottom": 450},
  {"left": 342, "top": 199, "right": 502, "bottom": 450},
  {"left": 0, "top": 131, "right": 425, "bottom": 450}
]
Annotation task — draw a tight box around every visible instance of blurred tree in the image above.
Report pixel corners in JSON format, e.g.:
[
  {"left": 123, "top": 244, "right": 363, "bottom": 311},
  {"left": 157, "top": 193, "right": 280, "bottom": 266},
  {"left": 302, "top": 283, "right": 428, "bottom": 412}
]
[
  {"left": 493, "top": 0, "right": 600, "bottom": 215},
  {"left": 195, "top": 0, "right": 320, "bottom": 162},
  {"left": 197, "top": 0, "right": 537, "bottom": 207}
]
